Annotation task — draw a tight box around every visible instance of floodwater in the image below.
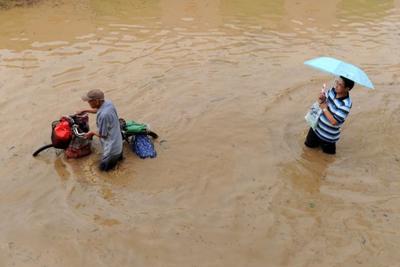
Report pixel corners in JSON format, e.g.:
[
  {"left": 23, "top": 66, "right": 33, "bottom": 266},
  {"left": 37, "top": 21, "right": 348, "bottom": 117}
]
[{"left": 0, "top": 0, "right": 400, "bottom": 266}]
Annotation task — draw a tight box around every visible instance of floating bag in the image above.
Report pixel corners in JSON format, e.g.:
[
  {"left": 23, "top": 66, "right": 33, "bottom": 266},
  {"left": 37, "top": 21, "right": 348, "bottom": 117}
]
[
  {"left": 125, "top": 120, "right": 148, "bottom": 134},
  {"left": 51, "top": 117, "right": 73, "bottom": 149},
  {"left": 119, "top": 118, "right": 158, "bottom": 159},
  {"left": 65, "top": 135, "right": 91, "bottom": 158},
  {"left": 120, "top": 118, "right": 159, "bottom": 140},
  {"left": 131, "top": 134, "right": 157, "bottom": 159},
  {"left": 65, "top": 114, "right": 91, "bottom": 158}
]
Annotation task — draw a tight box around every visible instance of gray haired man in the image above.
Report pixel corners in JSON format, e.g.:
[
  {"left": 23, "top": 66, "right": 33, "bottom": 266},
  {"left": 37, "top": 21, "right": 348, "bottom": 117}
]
[{"left": 78, "top": 89, "right": 123, "bottom": 171}]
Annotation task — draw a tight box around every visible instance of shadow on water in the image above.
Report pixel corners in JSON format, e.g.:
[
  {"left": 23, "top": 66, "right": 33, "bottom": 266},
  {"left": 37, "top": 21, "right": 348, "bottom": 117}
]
[{"left": 281, "top": 147, "right": 336, "bottom": 194}]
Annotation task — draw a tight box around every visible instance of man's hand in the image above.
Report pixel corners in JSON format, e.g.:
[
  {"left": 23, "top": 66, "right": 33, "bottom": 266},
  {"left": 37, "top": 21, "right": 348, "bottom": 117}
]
[
  {"left": 76, "top": 110, "right": 87, "bottom": 115},
  {"left": 76, "top": 108, "right": 98, "bottom": 115},
  {"left": 84, "top": 131, "right": 96, "bottom": 140}
]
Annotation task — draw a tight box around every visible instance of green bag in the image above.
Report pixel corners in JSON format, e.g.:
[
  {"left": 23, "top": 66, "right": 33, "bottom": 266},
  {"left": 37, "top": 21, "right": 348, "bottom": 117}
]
[
  {"left": 125, "top": 120, "right": 148, "bottom": 134},
  {"left": 119, "top": 118, "right": 159, "bottom": 140}
]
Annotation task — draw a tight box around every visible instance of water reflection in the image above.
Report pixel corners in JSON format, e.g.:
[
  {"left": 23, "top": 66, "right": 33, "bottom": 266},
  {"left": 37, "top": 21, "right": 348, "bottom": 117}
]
[
  {"left": 89, "top": 0, "right": 161, "bottom": 17},
  {"left": 0, "top": 0, "right": 398, "bottom": 52},
  {"left": 160, "top": 0, "right": 221, "bottom": 28},
  {"left": 338, "top": 0, "right": 394, "bottom": 20},
  {"left": 221, "top": 0, "right": 284, "bottom": 19}
]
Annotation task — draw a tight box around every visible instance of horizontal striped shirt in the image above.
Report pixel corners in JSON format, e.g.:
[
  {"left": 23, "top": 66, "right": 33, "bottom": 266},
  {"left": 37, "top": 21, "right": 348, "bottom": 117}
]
[{"left": 315, "top": 88, "right": 352, "bottom": 143}]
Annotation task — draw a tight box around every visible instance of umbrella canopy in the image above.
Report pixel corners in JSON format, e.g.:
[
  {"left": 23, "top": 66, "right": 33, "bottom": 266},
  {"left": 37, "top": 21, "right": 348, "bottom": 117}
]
[{"left": 304, "top": 56, "right": 374, "bottom": 89}]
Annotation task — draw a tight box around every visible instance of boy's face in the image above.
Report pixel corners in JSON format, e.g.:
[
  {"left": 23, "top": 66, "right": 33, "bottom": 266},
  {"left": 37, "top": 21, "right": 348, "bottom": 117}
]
[{"left": 334, "top": 78, "right": 349, "bottom": 95}]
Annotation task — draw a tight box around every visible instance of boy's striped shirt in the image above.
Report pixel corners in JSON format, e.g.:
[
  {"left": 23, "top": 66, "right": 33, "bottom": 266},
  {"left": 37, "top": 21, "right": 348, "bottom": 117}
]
[{"left": 315, "top": 88, "right": 352, "bottom": 143}]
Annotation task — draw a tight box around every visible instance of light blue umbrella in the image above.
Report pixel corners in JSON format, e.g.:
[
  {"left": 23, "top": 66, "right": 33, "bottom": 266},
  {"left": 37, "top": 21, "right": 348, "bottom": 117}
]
[{"left": 304, "top": 56, "right": 374, "bottom": 89}]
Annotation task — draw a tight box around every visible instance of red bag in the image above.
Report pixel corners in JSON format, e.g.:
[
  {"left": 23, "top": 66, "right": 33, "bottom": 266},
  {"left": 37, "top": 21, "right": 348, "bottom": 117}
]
[
  {"left": 65, "top": 136, "right": 92, "bottom": 158},
  {"left": 51, "top": 118, "right": 72, "bottom": 149}
]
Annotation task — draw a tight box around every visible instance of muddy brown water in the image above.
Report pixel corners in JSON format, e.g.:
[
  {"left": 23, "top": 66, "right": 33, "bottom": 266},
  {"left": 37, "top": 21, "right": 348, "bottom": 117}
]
[{"left": 1, "top": 1, "right": 400, "bottom": 266}]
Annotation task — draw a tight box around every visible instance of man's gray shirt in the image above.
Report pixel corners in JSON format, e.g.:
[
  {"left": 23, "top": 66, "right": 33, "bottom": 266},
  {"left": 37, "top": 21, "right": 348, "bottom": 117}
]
[{"left": 96, "top": 100, "right": 123, "bottom": 159}]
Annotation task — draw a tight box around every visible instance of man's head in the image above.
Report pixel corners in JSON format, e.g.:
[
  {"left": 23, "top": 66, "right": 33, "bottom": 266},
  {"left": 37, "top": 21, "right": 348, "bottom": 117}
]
[
  {"left": 82, "top": 89, "right": 104, "bottom": 108},
  {"left": 335, "top": 76, "right": 355, "bottom": 95}
]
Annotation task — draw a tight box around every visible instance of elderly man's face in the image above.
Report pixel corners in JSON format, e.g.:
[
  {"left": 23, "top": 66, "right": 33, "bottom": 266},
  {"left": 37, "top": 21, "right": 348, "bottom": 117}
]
[{"left": 88, "top": 99, "right": 101, "bottom": 109}]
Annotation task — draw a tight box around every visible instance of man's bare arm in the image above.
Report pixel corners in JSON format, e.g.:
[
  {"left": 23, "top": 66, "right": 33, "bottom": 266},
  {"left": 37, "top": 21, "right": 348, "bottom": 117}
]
[{"left": 76, "top": 108, "right": 98, "bottom": 115}]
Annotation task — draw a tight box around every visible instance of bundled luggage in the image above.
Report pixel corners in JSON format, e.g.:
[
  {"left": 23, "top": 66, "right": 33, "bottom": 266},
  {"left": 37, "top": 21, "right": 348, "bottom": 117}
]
[
  {"left": 119, "top": 119, "right": 158, "bottom": 159},
  {"left": 33, "top": 114, "right": 92, "bottom": 158},
  {"left": 33, "top": 116, "right": 158, "bottom": 160}
]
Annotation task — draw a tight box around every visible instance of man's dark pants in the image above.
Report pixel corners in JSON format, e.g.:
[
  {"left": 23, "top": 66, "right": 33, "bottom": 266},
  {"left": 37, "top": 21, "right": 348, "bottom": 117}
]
[
  {"left": 99, "top": 153, "right": 123, "bottom": 171},
  {"left": 304, "top": 128, "right": 336, "bottom": 155}
]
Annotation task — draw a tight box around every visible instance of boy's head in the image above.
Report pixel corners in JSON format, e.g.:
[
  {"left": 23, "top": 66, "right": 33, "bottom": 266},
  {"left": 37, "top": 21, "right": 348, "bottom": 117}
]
[
  {"left": 335, "top": 76, "right": 354, "bottom": 95},
  {"left": 339, "top": 76, "right": 355, "bottom": 91}
]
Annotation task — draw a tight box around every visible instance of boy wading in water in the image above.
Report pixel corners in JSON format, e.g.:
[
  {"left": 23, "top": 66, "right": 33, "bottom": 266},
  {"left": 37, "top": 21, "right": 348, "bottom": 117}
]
[
  {"left": 305, "top": 76, "right": 354, "bottom": 154},
  {"left": 78, "top": 89, "right": 123, "bottom": 171}
]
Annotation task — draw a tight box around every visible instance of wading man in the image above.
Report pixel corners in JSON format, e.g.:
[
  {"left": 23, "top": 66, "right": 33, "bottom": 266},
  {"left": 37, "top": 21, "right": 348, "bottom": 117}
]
[{"left": 78, "top": 89, "right": 123, "bottom": 171}]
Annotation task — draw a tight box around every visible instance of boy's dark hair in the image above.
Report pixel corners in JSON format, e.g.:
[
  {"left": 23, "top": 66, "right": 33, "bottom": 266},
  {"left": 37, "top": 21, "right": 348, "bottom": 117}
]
[{"left": 340, "top": 76, "right": 355, "bottom": 90}]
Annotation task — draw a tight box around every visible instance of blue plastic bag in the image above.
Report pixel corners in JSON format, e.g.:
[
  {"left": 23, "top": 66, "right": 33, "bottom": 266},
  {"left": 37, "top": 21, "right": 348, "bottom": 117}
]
[{"left": 131, "top": 134, "right": 157, "bottom": 159}]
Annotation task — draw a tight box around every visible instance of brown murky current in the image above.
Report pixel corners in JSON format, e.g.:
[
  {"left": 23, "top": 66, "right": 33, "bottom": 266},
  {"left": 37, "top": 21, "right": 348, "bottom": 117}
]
[{"left": 1, "top": 0, "right": 400, "bottom": 266}]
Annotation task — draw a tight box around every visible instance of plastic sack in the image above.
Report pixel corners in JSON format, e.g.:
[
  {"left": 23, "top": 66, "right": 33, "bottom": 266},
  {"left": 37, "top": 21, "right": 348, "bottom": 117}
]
[
  {"left": 305, "top": 102, "right": 322, "bottom": 130},
  {"left": 51, "top": 118, "right": 72, "bottom": 149},
  {"left": 131, "top": 134, "right": 157, "bottom": 159},
  {"left": 65, "top": 135, "right": 92, "bottom": 158},
  {"left": 125, "top": 120, "right": 148, "bottom": 134}
]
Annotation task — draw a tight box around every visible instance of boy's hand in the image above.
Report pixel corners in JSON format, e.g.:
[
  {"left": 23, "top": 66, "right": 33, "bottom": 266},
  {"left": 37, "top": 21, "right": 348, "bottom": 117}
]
[{"left": 318, "top": 83, "right": 326, "bottom": 103}]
